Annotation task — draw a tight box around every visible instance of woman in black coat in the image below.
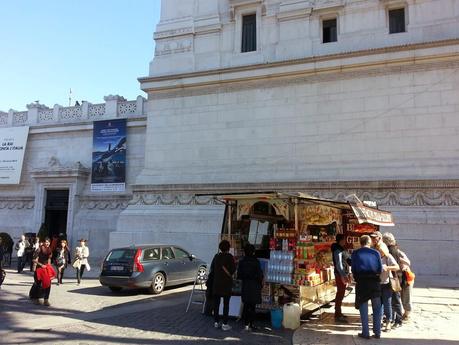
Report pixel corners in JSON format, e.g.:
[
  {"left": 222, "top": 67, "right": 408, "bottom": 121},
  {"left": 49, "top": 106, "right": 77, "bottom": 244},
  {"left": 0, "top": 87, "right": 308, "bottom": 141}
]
[
  {"left": 237, "top": 244, "right": 263, "bottom": 331},
  {"left": 211, "top": 240, "right": 236, "bottom": 331}
]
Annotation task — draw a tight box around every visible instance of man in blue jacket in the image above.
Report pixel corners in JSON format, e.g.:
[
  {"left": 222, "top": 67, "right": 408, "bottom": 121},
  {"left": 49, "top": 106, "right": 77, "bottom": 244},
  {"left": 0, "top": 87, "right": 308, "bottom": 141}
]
[{"left": 351, "top": 234, "right": 383, "bottom": 339}]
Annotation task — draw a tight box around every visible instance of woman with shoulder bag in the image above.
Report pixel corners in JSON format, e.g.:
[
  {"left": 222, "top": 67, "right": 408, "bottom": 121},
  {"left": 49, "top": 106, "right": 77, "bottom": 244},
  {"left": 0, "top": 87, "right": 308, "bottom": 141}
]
[
  {"left": 54, "top": 239, "right": 71, "bottom": 285},
  {"left": 211, "top": 240, "right": 236, "bottom": 331},
  {"left": 74, "top": 239, "right": 89, "bottom": 285},
  {"left": 383, "top": 232, "right": 414, "bottom": 323},
  {"left": 377, "top": 243, "right": 399, "bottom": 332}
]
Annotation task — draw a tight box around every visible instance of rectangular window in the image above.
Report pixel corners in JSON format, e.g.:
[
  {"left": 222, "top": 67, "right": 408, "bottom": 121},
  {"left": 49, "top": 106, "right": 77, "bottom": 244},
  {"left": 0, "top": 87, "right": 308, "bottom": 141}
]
[
  {"left": 241, "top": 14, "right": 257, "bottom": 53},
  {"left": 389, "top": 8, "right": 405, "bottom": 34},
  {"left": 322, "top": 18, "right": 337, "bottom": 43},
  {"left": 143, "top": 248, "right": 160, "bottom": 261}
]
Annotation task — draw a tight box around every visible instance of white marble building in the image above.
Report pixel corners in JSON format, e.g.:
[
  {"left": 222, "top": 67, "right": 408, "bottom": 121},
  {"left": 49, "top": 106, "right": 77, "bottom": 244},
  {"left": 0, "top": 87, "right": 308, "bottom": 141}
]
[
  {"left": 0, "top": 96, "right": 146, "bottom": 263},
  {"left": 114, "top": 0, "right": 459, "bottom": 275},
  {"left": 2, "top": 0, "right": 458, "bottom": 276}
]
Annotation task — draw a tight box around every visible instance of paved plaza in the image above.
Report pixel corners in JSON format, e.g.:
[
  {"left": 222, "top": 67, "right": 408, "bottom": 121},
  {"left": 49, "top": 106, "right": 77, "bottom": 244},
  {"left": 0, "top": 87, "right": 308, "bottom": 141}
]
[
  {"left": 0, "top": 268, "right": 291, "bottom": 345},
  {"left": 1, "top": 268, "right": 458, "bottom": 345}
]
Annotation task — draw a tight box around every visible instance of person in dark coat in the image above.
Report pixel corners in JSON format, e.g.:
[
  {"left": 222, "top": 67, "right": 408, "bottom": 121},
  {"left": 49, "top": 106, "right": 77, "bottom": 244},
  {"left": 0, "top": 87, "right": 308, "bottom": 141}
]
[
  {"left": 211, "top": 240, "right": 236, "bottom": 331},
  {"left": 237, "top": 244, "right": 263, "bottom": 331}
]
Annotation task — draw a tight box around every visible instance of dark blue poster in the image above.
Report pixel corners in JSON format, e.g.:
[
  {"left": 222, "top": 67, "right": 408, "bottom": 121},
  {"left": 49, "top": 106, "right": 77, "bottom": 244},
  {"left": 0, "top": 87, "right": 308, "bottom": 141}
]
[{"left": 91, "top": 119, "right": 126, "bottom": 192}]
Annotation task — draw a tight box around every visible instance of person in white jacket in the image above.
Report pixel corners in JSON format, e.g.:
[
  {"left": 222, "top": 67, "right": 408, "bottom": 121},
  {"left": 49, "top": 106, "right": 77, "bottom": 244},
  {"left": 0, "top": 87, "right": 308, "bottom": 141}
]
[
  {"left": 74, "top": 239, "right": 89, "bottom": 285},
  {"left": 15, "top": 234, "right": 29, "bottom": 273}
]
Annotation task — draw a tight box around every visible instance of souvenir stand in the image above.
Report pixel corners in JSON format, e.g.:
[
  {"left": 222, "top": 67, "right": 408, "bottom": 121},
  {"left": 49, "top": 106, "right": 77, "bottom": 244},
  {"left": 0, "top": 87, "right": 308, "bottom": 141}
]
[{"left": 215, "top": 192, "right": 394, "bottom": 315}]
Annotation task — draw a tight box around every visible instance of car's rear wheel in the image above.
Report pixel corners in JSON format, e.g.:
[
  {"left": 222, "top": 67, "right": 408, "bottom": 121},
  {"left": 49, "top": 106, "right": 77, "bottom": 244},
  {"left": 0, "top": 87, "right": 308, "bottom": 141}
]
[
  {"left": 197, "top": 266, "right": 207, "bottom": 284},
  {"left": 108, "top": 286, "right": 122, "bottom": 292},
  {"left": 149, "top": 272, "right": 165, "bottom": 294}
]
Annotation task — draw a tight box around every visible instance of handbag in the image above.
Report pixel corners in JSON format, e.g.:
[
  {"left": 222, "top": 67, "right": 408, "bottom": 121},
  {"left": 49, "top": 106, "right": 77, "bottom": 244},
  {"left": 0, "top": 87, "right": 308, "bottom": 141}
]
[
  {"left": 389, "top": 271, "right": 402, "bottom": 292},
  {"left": 72, "top": 259, "right": 81, "bottom": 269}
]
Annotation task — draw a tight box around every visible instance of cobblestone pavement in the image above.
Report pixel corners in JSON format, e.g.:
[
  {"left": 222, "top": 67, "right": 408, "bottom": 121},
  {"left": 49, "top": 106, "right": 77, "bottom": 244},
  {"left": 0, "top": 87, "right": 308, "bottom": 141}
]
[
  {"left": 293, "top": 276, "right": 459, "bottom": 345},
  {"left": 0, "top": 268, "right": 292, "bottom": 345}
]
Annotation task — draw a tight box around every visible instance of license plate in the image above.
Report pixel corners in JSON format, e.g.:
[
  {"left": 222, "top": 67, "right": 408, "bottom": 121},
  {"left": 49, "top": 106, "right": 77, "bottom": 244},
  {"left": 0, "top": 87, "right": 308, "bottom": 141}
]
[{"left": 110, "top": 266, "right": 124, "bottom": 271}]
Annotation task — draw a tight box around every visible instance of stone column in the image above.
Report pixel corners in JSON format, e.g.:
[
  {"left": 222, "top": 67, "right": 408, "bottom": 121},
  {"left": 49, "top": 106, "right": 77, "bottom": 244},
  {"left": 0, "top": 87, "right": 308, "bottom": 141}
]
[
  {"left": 135, "top": 95, "right": 146, "bottom": 116},
  {"left": 26, "top": 103, "right": 49, "bottom": 125},
  {"left": 7, "top": 110, "right": 15, "bottom": 126},
  {"left": 53, "top": 104, "right": 62, "bottom": 122},
  {"left": 103, "top": 95, "right": 126, "bottom": 118},
  {"left": 81, "top": 101, "right": 91, "bottom": 119}
]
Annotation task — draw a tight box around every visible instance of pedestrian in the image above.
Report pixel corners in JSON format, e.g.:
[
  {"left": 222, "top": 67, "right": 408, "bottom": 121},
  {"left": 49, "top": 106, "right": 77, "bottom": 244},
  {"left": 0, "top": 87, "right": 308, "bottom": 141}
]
[
  {"left": 237, "top": 243, "right": 263, "bottom": 331},
  {"left": 74, "top": 239, "right": 90, "bottom": 285},
  {"left": 0, "top": 237, "right": 5, "bottom": 288},
  {"left": 351, "top": 235, "right": 383, "bottom": 340},
  {"left": 376, "top": 241, "right": 399, "bottom": 332},
  {"left": 54, "top": 239, "right": 71, "bottom": 285},
  {"left": 15, "top": 234, "right": 29, "bottom": 273},
  {"left": 30, "top": 237, "right": 40, "bottom": 271},
  {"left": 383, "top": 232, "right": 413, "bottom": 323},
  {"left": 331, "top": 234, "right": 351, "bottom": 322},
  {"left": 31, "top": 238, "right": 54, "bottom": 306},
  {"left": 211, "top": 239, "right": 236, "bottom": 331},
  {"left": 0, "top": 237, "right": 5, "bottom": 269}
]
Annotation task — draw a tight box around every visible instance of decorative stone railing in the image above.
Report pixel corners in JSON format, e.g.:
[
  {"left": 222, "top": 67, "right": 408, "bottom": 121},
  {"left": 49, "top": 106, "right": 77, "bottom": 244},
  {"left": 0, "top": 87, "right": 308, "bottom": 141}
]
[{"left": 0, "top": 95, "right": 146, "bottom": 127}]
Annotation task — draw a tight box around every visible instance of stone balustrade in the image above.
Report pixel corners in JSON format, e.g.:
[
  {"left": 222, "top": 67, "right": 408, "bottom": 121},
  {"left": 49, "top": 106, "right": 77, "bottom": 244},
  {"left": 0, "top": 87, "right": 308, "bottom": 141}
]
[{"left": 0, "top": 95, "right": 146, "bottom": 127}]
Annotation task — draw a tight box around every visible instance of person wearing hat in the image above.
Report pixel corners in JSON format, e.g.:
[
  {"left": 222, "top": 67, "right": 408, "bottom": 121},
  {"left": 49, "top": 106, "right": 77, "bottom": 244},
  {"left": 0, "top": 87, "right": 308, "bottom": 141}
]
[
  {"left": 370, "top": 231, "right": 383, "bottom": 250},
  {"left": 74, "top": 239, "right": 89, "bottom": 285}
]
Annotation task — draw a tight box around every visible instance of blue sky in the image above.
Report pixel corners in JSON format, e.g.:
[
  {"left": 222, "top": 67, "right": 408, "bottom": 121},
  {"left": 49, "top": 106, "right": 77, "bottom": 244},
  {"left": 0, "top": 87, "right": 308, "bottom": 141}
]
[{"left": 0, "top": 1, "right": 161, "bottom": 111}]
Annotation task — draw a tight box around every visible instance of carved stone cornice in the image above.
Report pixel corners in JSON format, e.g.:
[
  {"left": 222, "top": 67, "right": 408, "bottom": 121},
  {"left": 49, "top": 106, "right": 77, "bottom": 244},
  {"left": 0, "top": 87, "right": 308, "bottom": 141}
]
[
  {"left": 128, "top": 193, "right": 219, "bottom": 207},
  {"left": 79, "top": 195, "right": 132, "bottom": 210},
  {"left": 31, "top": 157, "right": 90, "bottom": 180},
  {"left": 0, "top": 196, "right": 34, "bottom": 210},
  {"left": 129, "top": 179, "right": 459, "bottom": 207},
  {"left": 140, "top": 38, "right": 459, "bottom": 95}
]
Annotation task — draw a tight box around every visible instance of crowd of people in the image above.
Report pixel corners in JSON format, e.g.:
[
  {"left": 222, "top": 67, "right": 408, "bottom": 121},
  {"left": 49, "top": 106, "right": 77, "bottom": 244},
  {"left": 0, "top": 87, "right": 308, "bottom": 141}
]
[
  {"left": 208, "top": 231, "right": 414, "bottom": 336},
  {"left": 4, "top": 234, "right": 91, "bottom": 306},
  {"left": 332, "top": 231, "right": 415, "bottom": 340}
]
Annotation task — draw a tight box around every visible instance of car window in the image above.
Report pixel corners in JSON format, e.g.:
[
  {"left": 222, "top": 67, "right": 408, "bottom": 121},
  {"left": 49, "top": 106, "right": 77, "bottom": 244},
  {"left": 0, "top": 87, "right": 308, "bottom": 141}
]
[
  {"left": 106, "top": 249, "right": 136, "bottom": 262},
  {"left": 143, "top": 248, "right": 160, "bottom": 261},
  {"left": 161, "top": 247, "right": 175, "bottom": 260},
  {"left": 174, "top": 247, "right": 189, "bottom": 259}
]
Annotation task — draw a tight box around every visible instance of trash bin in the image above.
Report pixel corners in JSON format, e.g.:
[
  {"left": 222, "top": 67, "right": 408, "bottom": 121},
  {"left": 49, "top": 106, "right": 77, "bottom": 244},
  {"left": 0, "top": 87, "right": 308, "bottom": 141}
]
[{"left": 271, "top": 308, "right": 283, "bottom": 329}]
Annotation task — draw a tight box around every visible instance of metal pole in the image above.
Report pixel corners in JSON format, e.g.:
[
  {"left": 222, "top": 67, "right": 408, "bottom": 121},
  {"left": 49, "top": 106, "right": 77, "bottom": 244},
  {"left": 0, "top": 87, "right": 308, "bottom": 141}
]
[
  {"left": 294, "top": 198, "right": 299, "bottom": 231},
  {"left": 228, "top": 202, "right": 232, "bottom": 236}
]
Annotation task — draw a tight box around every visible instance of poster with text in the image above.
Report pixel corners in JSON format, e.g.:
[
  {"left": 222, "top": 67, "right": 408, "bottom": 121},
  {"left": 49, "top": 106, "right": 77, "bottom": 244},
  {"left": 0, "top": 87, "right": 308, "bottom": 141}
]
[
  {"left": 91, "top": 119, "right": 126, "bottom": 192},
  {"left": 0, "top": 126, "right": 29, "bottom": 184}
]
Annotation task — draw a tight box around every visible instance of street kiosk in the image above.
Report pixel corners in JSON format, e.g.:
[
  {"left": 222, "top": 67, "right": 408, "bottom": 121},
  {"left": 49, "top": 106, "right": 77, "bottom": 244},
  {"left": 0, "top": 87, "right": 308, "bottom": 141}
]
[{"left": 213, "top": 192, "right": 394, "bottom": 315}]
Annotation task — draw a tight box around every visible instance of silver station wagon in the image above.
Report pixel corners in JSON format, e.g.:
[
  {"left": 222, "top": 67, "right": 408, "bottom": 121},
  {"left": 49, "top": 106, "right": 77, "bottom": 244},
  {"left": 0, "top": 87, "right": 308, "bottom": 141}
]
[{"left": 99, "top": 245, "right": 207, "bottom": 294}]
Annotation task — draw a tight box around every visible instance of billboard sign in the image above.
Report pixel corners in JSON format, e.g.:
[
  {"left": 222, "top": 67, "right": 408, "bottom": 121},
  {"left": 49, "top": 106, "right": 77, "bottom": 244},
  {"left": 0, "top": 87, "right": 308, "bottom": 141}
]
[
  {"left": 0, "top": 126, "right": 29, "bottom": 184},
  {"left": 91, "top": 119, "right": 126, "bottom": 192}
]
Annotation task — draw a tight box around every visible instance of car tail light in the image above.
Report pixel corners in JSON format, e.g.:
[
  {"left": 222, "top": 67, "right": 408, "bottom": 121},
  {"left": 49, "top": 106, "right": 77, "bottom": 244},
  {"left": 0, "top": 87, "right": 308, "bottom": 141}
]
[{"left": 133, "top": 249, "right": 144, "bottom": 272}]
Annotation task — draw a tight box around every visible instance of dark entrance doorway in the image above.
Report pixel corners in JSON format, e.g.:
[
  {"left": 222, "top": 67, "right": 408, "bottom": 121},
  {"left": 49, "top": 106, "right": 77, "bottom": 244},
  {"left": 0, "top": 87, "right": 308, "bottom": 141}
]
[{"left": 44, "top": 190, "right": 69, "bottom": 239}]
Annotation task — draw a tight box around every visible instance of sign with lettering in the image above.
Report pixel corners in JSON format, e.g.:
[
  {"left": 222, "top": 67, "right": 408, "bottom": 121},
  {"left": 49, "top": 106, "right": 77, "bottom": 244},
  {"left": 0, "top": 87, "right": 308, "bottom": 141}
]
[
  {"left": 0, "top": 126, "right": 29, "bottom": 184},
  {"left": 350, "top": 203, "right": 394, "bottom": 226},
  {"left": 91, "top": 119, "right": 126, "bottom": 192}
]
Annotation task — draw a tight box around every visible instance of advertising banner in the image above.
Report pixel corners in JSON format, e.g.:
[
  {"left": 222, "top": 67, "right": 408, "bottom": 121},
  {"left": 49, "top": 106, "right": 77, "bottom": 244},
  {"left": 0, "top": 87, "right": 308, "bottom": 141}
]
[
  {"left": 0, "top": 126, "right": 29, "bottom": 184},
  {"left": 91, "top": 119, "right": 126, "bottom": 192}
]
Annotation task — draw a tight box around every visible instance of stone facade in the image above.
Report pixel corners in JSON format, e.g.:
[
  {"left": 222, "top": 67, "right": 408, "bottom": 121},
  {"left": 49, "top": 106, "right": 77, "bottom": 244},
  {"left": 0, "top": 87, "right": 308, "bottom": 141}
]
[
  {"left": 0, "top": 96, "right": 147, "bottom": 263},
  {"left": 116, "top": 0, "right": 459, "bottom": 274}
]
